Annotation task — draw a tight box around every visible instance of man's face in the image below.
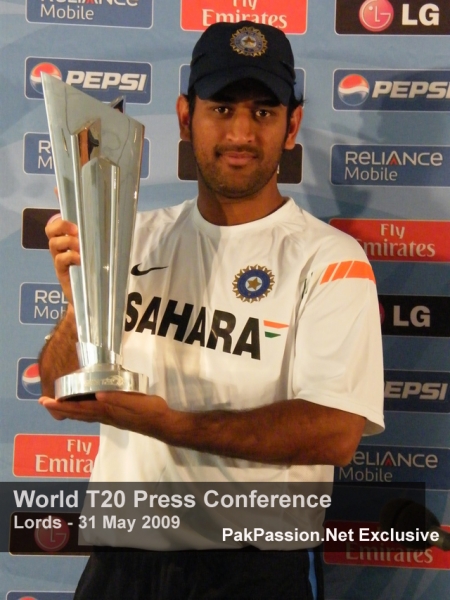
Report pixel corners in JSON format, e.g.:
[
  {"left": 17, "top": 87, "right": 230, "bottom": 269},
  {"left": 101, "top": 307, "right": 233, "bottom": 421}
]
[{"left": 183, "top": 81, "right": 300, "bottom": 200}]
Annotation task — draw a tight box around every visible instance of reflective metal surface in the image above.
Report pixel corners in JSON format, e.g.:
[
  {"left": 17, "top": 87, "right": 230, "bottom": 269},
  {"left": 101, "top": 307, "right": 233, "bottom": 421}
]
[{"left": 42, "top": 73, "right": 148, "bottom": 400}]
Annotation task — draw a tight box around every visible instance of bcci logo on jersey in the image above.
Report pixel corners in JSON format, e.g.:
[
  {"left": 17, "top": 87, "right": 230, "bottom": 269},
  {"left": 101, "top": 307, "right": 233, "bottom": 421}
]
[
  {"left": 336, "top": 445, "right": 450, "bottom": 489},
  {"left": 334, "top": 70, "right": 450, "bottom": 111},
  {"left": 26, "top": 58, "right": 151, "bottom": 104},
  {"left": 26, "top": 0, "right": 153, "bottom": 28}
]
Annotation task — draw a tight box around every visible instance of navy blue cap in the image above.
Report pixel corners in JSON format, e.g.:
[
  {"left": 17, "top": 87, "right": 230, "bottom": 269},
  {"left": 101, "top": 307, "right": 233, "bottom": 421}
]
[{"left": 188, "top": 21, "right": 296, "bottom": 106}]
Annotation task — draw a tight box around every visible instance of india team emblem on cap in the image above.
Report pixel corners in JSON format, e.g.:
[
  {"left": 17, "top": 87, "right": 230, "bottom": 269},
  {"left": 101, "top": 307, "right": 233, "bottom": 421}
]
[
  {"left": 233, "top": 265, "right": 274, "bottom": 302},
  {"left": 230, "top": 26, "right": 268, "bottom": 57}
]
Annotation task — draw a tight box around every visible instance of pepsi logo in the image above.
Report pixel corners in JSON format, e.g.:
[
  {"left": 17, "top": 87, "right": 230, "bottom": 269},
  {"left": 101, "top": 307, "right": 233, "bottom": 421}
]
[
  {"left": 359, "top": 0, "right": 394, "bottom": 33},
  {"left": 29, "top": 62, "right": 62, "bottom": 94},
  {"left": 22, "top": 362, "right": 41, "bottom": 396},
  {"left": 338, "top": 74, "right": 370, "bottom": 106}
]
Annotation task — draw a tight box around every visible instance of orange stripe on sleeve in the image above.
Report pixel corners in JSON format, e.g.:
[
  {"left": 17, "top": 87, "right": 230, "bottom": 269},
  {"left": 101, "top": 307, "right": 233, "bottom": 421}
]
[
  {"left": 320, "top": 263, "right": 339, "bottom": 284},
  {"left": 346, "top": 261, "right": 376, "bottom": 283},
  {"left": 320, "top": 260, "right": 376, "bottom": 285},
  {"left": 331, "top": 260, "right": 353, "bottom": 281}
]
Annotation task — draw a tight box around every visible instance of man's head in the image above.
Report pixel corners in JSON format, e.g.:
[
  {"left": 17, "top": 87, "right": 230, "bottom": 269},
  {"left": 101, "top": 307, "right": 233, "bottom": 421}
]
[
  {"left": 187, "top": 21, "right": 300, "bottom": 108},
  {"left": 177, "top": 21, "right": 303, "bottom": 210}
]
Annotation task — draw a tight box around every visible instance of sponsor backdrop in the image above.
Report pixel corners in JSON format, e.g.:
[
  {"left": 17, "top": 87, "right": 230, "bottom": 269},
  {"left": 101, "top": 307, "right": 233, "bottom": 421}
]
[{"left": 1, "top": 0, "right": 449, "bottom": 598}]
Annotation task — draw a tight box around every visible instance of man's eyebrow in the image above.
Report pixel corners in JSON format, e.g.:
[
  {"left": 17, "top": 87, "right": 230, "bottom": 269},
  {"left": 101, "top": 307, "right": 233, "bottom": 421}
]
[{"left": 208, "top": 94, "right": 281, "bottom": 107}]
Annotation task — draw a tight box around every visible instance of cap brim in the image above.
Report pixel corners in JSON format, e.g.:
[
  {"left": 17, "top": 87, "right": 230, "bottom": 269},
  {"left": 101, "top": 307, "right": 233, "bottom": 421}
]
[{"left": 192, "top": 66, "right": 293, "bottom": 106}]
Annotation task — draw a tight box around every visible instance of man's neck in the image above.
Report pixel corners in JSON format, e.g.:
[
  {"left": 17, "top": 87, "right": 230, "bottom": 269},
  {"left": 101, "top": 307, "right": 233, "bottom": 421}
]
[{"left": 196, "top": 179, "right": 287, "bottom": 226}]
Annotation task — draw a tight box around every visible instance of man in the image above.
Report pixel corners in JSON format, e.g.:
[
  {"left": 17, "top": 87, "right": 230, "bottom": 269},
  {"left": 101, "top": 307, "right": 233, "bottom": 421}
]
[{"left": 39, "top": 21, "right": 384, "bottom": 600}]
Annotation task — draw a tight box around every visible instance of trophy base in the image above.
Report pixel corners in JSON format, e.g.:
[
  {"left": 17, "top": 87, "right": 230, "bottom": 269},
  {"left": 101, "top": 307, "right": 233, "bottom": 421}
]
[{"left": 55, "top": 365, "right": 149, "bottom": 401}]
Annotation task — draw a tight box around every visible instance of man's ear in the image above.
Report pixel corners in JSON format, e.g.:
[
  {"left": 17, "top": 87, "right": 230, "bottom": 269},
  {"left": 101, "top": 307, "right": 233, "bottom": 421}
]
[
  {"left": 177, "top": 95, "right": 191, "bottom": 142},
  {"left": 284, "top": 105, "right": 302, "bottom": 151}
]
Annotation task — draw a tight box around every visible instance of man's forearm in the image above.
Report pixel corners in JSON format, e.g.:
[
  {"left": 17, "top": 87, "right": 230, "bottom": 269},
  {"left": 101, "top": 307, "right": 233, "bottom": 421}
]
[
  {"left": 161, "top": 399, "right": 366, "bottom": 467},
  {"left": 38, "top": 305, "right": 79, "bottom": 397}
]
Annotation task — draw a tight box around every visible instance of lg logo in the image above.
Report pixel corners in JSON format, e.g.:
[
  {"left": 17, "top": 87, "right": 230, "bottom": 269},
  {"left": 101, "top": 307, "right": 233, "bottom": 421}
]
[
  {"left": 379, "top": 303, "right": 431, "bottom": 328},
  {"left": 377, "top": 295, "right": 450, "bottom": 337},
  {"left": 359, "top": 1, "right": 440, "bottom": 32},
  {"left": 402, "top": 3, "right": 440, "bottom": 26},
  {"left": 359, "top": 0, "right": 394, "bottom": 32},
  {"left": 393, "top": 305, "right": 431, "bottom": 328}
]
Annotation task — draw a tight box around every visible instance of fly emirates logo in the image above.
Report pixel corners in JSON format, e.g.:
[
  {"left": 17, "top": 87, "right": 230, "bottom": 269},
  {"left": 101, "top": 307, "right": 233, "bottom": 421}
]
[
  {"left": 126, "top": 293, "right": 290, "bottom": 361},
  {"left": 180, "top": 0, "right": 307, "bottom": 34}
]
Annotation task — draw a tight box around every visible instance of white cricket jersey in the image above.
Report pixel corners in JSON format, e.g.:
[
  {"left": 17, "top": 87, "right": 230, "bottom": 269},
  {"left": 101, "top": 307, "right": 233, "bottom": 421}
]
[{"left": 88, "top": 198, "right": 384, "bottom": 549}]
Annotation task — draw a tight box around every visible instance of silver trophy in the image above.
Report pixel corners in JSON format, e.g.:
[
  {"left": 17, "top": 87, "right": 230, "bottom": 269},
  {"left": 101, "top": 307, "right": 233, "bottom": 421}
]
[{"left": 42, "top": 73, "right": 149, "bottom": 400}]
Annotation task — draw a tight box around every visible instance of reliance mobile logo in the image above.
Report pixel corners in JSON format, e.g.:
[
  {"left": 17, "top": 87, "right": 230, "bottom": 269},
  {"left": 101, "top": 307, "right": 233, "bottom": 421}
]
[
  {"left": 330, "top": 145, "right": 449, "bottom": 186},
  {"left": 20, "top": 283, "right": 68, "bottom": 325},
  {"left": 336, "top": 445, "right": 450, "bottom": 489},
  {"left": 24, "top": 133, "right": 150, "bottom": 179},
  {"left": 334, "top": 69, "right": 450, "bottom": 111},
  {"left": 359, "top": 0, "right": 394, "bottom": 32},
  {"left": 26, "top": 0, "right": 153, "bottom": 28},
  {"left": 26, "top": 57, "right": 151, "bottom": 104}
]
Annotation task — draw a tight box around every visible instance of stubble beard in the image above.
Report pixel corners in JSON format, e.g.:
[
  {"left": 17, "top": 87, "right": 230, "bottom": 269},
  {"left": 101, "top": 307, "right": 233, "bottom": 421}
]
[{"left": 192, "top": 141, "right": 283, "bottom": 200}]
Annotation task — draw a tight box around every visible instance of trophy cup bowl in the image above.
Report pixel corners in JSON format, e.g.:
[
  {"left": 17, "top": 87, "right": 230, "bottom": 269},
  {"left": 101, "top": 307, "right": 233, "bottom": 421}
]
[{"left": 42, "top": 73, "right": 149, "bottom": 400}]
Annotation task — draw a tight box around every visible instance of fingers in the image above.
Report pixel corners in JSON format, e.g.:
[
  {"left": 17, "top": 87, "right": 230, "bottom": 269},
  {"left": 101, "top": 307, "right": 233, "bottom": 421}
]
[
  {"left": 45, "top": 216, "right": 80, "bottom": 300},
  {"left": 39, "top": 396, "right": 103, "bottom": 422},
  {"left": 45, "top": 216, "right": 78, "bottom": 243}
]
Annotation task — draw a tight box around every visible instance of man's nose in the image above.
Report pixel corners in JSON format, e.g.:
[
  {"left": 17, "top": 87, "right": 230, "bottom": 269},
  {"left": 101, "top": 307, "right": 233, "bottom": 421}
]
[{"left": 226, "top": 110, "right": 256, "bottom": 143}]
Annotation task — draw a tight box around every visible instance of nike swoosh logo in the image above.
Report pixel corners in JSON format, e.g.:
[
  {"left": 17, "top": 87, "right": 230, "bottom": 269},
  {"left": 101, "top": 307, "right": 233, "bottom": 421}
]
[{"left": 131, "top": 264, "right": 168, "bottom": 276}]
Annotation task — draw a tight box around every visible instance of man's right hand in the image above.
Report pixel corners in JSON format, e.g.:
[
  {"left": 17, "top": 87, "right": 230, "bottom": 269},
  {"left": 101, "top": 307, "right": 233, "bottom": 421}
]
[{"left": 45, "top": 216, "right": 80, "bottom": 305}]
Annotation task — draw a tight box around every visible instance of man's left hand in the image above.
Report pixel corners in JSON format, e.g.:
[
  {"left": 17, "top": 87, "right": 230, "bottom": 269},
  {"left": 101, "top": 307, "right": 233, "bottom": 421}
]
[{"left": 39, "top": 392, "right": 171, "bottom": 438}]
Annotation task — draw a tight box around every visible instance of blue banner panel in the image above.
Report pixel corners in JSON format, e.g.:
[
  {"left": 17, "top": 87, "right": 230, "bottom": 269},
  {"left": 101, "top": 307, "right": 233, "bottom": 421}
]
[
  {"left": 335, "top": 0, "right": 450, "bottom": 35},
  {"left": 331, "top": 145, "right": 450, "bottom": 186},
  {"left": 335, "top": 446, "right": 450, "bottom": 489},
  {"left": 25, "top": 58, "right": 151, "bottom": 104},
  {"left": 20, "top": 283, "right": 68, "bottom": 326},
  {"left": 333, "top": 69, "right": 450, "bottom": 111},
  {"left": 384, "top": 369, "right": 450, "bottom": 413},
  {"left": 379, "top": 294, "right": 450, "bottom": 337},
  {"left": 27, "top": 0, "right": 153, "bottom": 28},
  {"left": 24, "top": 133, "right": 150, "bottom": 178}
]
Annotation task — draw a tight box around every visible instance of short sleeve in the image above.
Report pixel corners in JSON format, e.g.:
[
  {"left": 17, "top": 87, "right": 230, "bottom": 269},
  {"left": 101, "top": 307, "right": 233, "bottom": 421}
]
[{"left": 293, "top": 259, "right": 385, "bottom": 435}]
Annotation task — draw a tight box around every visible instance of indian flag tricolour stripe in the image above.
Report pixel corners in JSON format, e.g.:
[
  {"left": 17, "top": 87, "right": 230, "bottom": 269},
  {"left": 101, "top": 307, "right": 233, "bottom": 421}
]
[{"left": 263, "top": 320, "right": 289, "bottom": 338}]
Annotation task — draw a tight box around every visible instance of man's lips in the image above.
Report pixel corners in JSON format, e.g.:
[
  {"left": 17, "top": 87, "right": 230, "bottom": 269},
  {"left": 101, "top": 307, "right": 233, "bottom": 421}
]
[{"left": 216, "top": 147, "right": 259, "bottom": 166}]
